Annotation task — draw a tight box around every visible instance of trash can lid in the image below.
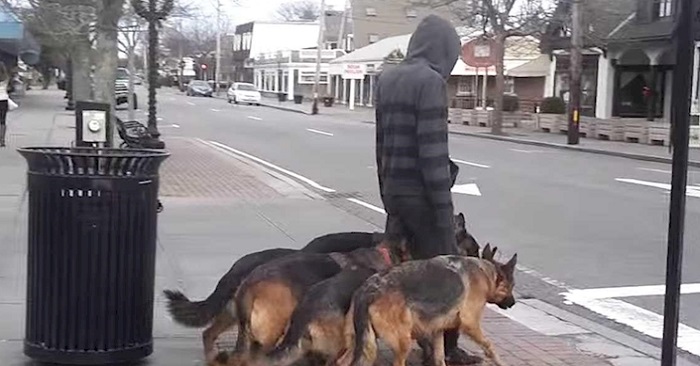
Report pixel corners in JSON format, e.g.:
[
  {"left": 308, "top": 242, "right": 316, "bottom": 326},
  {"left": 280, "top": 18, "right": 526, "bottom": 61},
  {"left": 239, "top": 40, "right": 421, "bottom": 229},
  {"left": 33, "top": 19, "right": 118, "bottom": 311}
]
[{"left": 17, "top": 147, "right": 170, "bottom": 177}]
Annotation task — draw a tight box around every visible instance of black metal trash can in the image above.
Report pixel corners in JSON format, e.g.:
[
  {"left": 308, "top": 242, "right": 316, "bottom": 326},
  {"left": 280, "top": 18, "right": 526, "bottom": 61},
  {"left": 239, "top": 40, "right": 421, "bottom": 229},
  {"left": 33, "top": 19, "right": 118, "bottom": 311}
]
[{"left": 18, "top": 147, "right": 169, "bottom": 365}]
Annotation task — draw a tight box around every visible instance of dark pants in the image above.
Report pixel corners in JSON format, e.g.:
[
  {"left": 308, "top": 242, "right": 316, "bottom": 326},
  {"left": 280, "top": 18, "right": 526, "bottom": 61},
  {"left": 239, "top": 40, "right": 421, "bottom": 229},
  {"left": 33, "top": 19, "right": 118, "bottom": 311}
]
[
  {"left": 382, "top": 194, "right": 461, "bottom": 351},
  {"left": 0, "top": 100, "right": 7, "bottom": 126}
]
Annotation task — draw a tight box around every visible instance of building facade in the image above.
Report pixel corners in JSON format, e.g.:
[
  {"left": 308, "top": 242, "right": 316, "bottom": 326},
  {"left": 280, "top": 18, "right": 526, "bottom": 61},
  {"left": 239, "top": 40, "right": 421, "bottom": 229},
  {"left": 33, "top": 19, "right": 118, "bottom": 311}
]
[
  {"left": 230, "top": 21, "right": 319, "bottom": 84},
  {"left": 348, "top": 0, "right": 453, "bottom": 50}
]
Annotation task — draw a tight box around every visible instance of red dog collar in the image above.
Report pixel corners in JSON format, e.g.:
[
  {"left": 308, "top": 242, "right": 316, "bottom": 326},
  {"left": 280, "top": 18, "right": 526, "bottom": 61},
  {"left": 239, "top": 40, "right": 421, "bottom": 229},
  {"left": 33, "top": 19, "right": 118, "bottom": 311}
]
[{"left": 378, "top": 246, "right": 393, "bottom": 266}]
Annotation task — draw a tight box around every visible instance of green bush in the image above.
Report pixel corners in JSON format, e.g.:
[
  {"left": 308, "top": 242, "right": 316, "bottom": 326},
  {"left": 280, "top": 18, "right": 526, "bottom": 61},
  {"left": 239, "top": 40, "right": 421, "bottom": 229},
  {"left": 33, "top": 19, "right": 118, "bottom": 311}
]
[
  {"left": 502, "top": 95, "right": 520, "bottom": 112},
  {"left": 540, "top": 97, "right": 566, "bottom": 114}
]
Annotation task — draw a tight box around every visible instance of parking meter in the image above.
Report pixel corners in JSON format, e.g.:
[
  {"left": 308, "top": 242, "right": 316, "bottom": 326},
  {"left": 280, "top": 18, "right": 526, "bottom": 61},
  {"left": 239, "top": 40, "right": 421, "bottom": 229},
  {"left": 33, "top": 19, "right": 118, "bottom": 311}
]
[{"left": 75, "top": 101, "right": 112, "bottom": 148}]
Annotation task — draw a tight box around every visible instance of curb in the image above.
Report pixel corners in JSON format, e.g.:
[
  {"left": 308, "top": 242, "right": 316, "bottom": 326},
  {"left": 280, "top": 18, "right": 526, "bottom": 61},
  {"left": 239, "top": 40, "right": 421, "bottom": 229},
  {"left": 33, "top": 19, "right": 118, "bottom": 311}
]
[
  {"left": 449, "top": 129, "right": 700, "bottom": 168},
  {"left": 260, "top": 103, "right": 311, "bottom": 115}
]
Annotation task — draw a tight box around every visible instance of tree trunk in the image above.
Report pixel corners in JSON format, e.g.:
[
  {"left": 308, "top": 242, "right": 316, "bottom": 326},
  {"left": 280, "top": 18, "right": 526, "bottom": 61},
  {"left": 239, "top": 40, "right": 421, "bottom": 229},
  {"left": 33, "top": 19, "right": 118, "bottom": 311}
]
[
  {"left": 93, "top": 0, "right": 124, "bottom": 145},
  {"left": 490, "top": 34, "right": 506, "bottom": 135},
  {"left": 71, "top": 35, "right": 92, "bottom": 104},
  {"left": 127, "top": 44, "right": 137, "bottom": 121}
]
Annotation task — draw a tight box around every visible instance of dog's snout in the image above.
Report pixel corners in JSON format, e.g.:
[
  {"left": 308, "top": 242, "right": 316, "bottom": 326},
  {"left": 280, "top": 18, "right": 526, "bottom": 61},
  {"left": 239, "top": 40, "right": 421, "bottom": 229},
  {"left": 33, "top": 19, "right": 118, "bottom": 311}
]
[{"left": 498, "top": 296, "right": 516, "bottom": 309}]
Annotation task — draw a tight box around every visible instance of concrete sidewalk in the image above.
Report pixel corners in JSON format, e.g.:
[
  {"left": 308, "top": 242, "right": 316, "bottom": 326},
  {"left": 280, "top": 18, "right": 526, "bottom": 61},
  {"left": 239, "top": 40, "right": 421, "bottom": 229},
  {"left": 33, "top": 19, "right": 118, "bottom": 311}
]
[{"left": 0, "top": 89, "right": 676, "bottom": 366}]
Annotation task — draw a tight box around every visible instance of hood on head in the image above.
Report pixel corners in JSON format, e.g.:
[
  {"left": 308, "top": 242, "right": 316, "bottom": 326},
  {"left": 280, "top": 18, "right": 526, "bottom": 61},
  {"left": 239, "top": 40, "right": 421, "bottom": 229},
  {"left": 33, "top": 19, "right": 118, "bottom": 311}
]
[{"left": 405, "top": 15, "right": 461, "bottom": 79}]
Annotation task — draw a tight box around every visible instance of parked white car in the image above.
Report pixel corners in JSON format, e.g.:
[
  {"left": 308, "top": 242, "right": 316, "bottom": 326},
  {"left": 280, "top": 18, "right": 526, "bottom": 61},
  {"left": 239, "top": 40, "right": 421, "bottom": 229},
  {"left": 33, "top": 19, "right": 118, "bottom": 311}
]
[{"left": 227, "top": 82, "right": 262, "bottom": 105}]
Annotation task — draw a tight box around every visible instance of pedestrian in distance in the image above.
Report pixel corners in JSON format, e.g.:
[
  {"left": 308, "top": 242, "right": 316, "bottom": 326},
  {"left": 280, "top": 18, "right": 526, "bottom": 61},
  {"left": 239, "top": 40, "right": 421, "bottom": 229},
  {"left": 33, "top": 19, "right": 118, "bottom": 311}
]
[
  {"left": 0, "top": 62, "right": 11, "bottom": 147},
  {"left": 374, "top": 14, "right": 481, "bottom": 365}
]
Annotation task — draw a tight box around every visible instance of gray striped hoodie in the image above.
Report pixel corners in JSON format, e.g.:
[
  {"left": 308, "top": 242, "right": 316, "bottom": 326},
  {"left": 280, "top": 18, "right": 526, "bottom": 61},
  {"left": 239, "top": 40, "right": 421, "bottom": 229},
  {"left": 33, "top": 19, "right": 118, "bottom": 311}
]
[{"left": 375, "top": 15, "right": 461, "bottom": 226}]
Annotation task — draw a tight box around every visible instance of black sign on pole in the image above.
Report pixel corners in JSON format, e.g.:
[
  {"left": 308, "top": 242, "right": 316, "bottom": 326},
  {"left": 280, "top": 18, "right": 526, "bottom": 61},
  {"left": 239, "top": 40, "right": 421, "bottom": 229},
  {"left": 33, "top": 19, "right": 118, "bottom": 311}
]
[{"left": 661, "top": 0, "right": 694, "bottom": 364}]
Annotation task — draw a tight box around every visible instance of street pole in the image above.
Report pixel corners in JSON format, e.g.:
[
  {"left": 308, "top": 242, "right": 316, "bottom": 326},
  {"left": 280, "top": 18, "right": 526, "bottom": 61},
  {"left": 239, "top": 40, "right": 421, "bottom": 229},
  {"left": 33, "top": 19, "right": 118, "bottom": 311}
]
[
  {"left": 312, "top": 0, "right": 326, "bottom": 115},
  {"left": 661, "top": 0, "right": 694, "bottom": 364},
  {"left": 215, "top": 0, "right": 222, "bottom": 95},
  {"left": 567, "top": 0, "right": 582, "bottom": 145}
]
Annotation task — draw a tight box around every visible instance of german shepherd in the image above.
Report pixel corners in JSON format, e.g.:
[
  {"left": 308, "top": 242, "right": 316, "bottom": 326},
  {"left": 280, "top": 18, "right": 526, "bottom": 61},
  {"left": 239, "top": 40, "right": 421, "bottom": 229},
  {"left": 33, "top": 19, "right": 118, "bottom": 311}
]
[
  {"left": 251, "top": 216, "right": 483, "bottom": 366},
  {"left": 218, "top": 238, "right": 412, "bottom": 366},
  {"left": 164, "top": 214, "right": 478, "bottom": 363},
  {"left": 340, "top": 244, "right": 517, "bottom": 366}
]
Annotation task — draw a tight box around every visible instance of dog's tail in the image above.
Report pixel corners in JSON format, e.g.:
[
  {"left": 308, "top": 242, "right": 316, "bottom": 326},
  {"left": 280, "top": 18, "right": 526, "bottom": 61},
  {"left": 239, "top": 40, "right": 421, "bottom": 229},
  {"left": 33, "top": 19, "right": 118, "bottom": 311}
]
[
  {"left": 344, "top": 290, "right": 378, "bottom": 366},
  {"left": 163, "top": 289, "right": 235, "bottom": 328},
  {"left": 163, "top": 248, "right": 297, "bottom": 328}
]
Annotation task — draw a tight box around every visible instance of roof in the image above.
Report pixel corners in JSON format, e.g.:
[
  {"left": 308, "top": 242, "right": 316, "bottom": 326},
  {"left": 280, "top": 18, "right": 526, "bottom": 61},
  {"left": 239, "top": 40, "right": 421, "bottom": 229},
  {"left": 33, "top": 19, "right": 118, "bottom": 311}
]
[
  {"left": 249, "top": 22, "right": 320, "bottom": 58},
  {"left": 608, "top": 16, "right": 674, "bottom": 42},
  {"left": 331, "top": 30, "right": 549, "bottom": 77},
  {"left": 506, "top": 54, "right": 551, "bottom": 77},
  {"left": 330, "top": 33, "right": 411, "bottom": 64},
  {"left": 541, "top": 0, "right": 637, "bottom": 51}
]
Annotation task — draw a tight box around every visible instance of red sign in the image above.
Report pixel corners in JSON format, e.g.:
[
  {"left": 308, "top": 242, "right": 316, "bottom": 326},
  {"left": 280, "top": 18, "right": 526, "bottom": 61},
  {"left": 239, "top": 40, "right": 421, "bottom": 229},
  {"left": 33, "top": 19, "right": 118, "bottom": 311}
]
[{"left": 461, "top": 38, "right": 497, "bottom": 68}]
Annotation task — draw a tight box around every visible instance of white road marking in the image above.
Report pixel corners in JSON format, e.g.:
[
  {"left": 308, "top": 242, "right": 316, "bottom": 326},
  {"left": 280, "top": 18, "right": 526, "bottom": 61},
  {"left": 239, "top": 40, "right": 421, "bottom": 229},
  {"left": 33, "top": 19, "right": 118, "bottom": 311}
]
[
  {"left": 211, "top": 108, "right": 221, "bottom": 112},
  {"left": 562, "top": 288, "right": 700, "bottom": 356},
  {"left": 510, "top": 148, "right": 545, "bottom": 154},
  {"left": 451, "top": 158, "right": 491, "bottom": 169},
  {"left": 616, "top": 178, "right": 700, "bottom": 198},
  {"left": 247, "top": 116, "right": 262, "bottom": 121},
  {"left": 171, "top": 124, "right": 180, "bottom": 128},
  {"left": 157, "top": 117, "right": 163, "bottom": 121},
  {"left": 306, "top": 128, "right": 334, "bottom": 137},
  {"left": 564, "top": 283, "right": 700, "bottom": 300},
  {"left": 346, "top": 198, "right": 386, "bottom": 214},
  {"left": 637, "top": 167, "right": 672, "bottom": 174},
  {"left": 204, "top": 140, "right": 336, "bottom": 193},
  {"left": 186, "top": 101, "right": 195, "bottom": 106},
  {"left": 451, "top": 183, "right": 482, "bottom": 196}
]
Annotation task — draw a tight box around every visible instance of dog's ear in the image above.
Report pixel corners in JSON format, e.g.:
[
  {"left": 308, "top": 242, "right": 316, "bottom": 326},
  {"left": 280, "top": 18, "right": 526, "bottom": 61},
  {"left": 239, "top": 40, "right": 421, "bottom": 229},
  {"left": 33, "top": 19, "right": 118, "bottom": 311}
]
[
  {"left": 482, "top": 243, "right": 493, "bottom": 260},
  {"left": 456, "top": 212, "right": 466, "bottom": 227},
  {"left": 504, "top": 253, "right": 518, "bottom": 272}
]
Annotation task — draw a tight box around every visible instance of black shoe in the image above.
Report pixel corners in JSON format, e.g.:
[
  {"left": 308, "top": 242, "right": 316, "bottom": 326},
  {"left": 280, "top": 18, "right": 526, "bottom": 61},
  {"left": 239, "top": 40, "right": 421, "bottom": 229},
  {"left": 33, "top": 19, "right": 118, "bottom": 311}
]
[{"left": 445, "top": 347, "right": 482, "bottom": 365}]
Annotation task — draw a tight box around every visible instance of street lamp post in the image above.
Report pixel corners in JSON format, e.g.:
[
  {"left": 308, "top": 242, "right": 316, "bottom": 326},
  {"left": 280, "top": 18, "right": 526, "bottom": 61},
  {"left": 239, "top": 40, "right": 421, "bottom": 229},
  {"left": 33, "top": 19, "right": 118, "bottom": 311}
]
[{"left": 132, "top": 0, "right": 174, "bottom": 147}]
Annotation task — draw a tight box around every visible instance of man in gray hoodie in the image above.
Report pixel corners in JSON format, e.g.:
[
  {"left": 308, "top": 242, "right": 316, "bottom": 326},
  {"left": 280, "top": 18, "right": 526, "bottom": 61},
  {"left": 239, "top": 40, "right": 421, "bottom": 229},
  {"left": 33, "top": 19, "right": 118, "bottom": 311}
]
[{"left": 375, "top": 15, "right": 480, "bottom": 365}]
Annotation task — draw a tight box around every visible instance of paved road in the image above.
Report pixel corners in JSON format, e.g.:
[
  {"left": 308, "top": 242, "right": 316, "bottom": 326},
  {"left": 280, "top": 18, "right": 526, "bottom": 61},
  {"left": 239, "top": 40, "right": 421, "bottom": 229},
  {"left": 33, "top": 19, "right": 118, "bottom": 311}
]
[{"left": 149, "top": 88, "right": 700, "bottom": 360}]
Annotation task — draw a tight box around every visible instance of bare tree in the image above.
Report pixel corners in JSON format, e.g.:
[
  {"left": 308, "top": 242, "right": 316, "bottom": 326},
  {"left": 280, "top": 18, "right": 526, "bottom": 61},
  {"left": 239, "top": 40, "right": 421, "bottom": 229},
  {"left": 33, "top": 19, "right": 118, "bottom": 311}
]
[
  {"left": 94, "top": 0, "right": 125, "bottom": 136},
  {"left": 119, "top": 2, "right": 147, "bottom": 120},
  {"left": 276, "top": 0, "right": 320, "bottom": 21},
  {"left": 437, "top": 0, "right": 555, "bottom": 134}
]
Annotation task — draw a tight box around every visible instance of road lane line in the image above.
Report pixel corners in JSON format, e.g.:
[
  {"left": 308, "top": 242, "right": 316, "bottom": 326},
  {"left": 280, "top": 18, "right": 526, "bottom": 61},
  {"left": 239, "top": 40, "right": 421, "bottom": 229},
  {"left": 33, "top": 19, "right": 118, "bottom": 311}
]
[
  {"left": 562, "top": 289, "right": 700, "bottom": 356},
  {"left": 564, "top": 283, "right": 700, "bottom": 300},
  {"left": 248, "top": 116, "right": 262, "bottom": 121},
  {"left": 616, "top": 178, "right": 700, "bottom": 198},
  {"left": 346, "top": 198, "right": 386, "bottom": 214},
  {"left": 186, "top": 101, "right": 196, "bottom": 106},
  {"left": 204, "top": 140, "right": 336, "bottom": 193},
  {"left": 306, "top": 128, "right": 334, "bottom": 137},
  {"left": 451, "top": 183, "right": 482, "bottom": 196},
  {"left": 171, "top": 124, "right": 180, "bottom": 128},
  {"left": 211, "top": 108, "right": 221, "bottom": 112},
  {"left": 637, "top": 167, "right": 672, "bottom": 174},
  {"left": 451, "top": 158, "right": 491, "bottom": 169}
]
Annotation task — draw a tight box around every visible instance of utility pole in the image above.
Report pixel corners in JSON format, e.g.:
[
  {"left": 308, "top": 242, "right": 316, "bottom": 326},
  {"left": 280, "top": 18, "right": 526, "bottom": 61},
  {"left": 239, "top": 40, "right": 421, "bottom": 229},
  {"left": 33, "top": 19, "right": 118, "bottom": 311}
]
[
  {"left": 661, "top": 0, "right": 694, "bottom": 364},
  {"left": 312, "top": 0, "right": 326, "bottom": 115},
  {"left": 215, "top": 0, "right": 222, "bottom": 95},
  {"left": 567, "top": 0, "right": 582, "bottom": 145}
]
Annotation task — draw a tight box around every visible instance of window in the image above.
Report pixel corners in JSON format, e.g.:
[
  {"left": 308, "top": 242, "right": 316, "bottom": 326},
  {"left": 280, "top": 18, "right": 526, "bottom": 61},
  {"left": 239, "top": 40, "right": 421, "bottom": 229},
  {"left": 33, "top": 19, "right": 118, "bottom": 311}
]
[
  {"left": 505, "top": 77, "right": 515, "bottom": 94},
  {"left": 368, "top": 33, "right": 380, "bottom": 44},
  {"left": 457, "top": 77, "right": 474, "bottom": 95},
  {"left": 405, "top": 8, "right": 418, "bottom": 18},
  {"left": 653, "top": 0, "right": 673, "bottom": 18},
  {"left": 233, "top": 35, "right": 240, "bottom": 51},
  {"left": 365, "top": 7, "right": 377, "bottom": 16},
  {"left": 298, "top": 71, "right": 329, "bottom": 84}
]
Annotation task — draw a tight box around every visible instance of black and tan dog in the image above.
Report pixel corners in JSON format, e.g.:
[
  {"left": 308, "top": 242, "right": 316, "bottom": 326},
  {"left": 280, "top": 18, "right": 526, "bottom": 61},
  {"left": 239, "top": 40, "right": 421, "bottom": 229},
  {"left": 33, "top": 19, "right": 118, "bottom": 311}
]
[
  {"left": 339, "top": 244, "right": 517, "bottom": 366},
  {"left": 252, "top": 223, "right": 482, "bottom": 366},
  {"left": 219, "top": 238, "right": 412, "bottom": 366},
  {"left": 164, "top": 214, "right": 478, "bottom": 363}
]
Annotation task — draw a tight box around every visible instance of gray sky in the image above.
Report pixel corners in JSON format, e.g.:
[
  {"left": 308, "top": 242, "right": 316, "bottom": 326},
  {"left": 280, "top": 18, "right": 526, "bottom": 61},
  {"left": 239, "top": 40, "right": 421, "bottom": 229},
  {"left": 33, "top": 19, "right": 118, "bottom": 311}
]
[{"left": 201, "top": 0, "right": 346, "bottom": 26}]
